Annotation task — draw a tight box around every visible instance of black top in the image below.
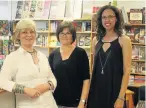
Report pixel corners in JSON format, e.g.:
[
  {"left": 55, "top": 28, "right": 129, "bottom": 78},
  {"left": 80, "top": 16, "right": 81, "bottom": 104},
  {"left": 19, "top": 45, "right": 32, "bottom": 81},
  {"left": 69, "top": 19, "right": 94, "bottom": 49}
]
[
  {"left": 87, "top": 38, "right": 126, "bottom": 108},
  {"left": 48, "top": 47, "right": 90, "bottom": 107}
]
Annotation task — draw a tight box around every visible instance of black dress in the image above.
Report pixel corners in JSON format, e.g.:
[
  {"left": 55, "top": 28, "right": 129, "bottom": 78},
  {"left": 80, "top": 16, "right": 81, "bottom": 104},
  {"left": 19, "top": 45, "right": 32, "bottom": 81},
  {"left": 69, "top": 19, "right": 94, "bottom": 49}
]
[
  {"left": 87, "top": 38, "right": 126, "bottom": 108},
  {"left": 49, "top": 47, "right": 90, "bottom": 107}
]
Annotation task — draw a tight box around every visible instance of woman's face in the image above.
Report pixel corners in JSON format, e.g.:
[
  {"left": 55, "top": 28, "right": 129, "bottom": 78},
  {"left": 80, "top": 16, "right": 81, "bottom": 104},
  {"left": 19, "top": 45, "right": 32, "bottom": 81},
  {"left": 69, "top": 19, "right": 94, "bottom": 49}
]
[
  {"left": 101, "top": 9, "right": 117, "bottom": 31},
  {"left": 18, "top": 28, "right": 36, "bottom": 47},
  {"left": 59, "top": 28, "right": 73, "bottom": 45}
]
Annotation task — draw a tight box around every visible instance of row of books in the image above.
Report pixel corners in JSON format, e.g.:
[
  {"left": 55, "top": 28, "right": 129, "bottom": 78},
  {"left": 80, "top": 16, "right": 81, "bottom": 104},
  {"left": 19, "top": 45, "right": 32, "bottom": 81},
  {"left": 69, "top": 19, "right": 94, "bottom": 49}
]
[
  {"left": 50, "top": 21, "right": 91, "bottom": 33},
  {"left": 0, "top": 36, "right": 15, "bottom": 70},
  {"left": 0, "top": 36, "right": 15, "bottom": 55},
  {"left": 35, "top": 34, "right": 49, "bottom": 47},
  {"left": 14, "top": 0, "right": 101, "bottom": 19},
  {"left": 126, "top": 28, "right": 145, "bottom": 44},
  {"left": 129, "top": 75, "right": 145, "bottom": 85},
  {"left": 49, "top": 35, "right": 91, "bottom": 47},
  {"left": 132, "top": 45, "right": 145, "bottom": 60},
  {"left": 131, "top": 62, "right": 145, "bottom": 74}
]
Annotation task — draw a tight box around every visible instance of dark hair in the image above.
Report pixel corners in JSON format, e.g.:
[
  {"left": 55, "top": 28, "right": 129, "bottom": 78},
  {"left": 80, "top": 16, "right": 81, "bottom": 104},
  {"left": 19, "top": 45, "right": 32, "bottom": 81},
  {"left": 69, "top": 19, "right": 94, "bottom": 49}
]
[
  {"left": 96, "top": 5, "right": 124, "bottom": 40},
  {"left": 56, "top": 21, "right": 76, "bottom": 44}
]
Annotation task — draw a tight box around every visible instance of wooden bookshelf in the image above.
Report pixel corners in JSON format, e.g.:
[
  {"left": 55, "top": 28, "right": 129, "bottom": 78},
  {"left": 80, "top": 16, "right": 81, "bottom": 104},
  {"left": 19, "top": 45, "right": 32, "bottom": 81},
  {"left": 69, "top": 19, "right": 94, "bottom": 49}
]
[
  {"left": 130, "top": 72, "right": 146, "bottom": 76},
  {"left": 37, "top": 31, "right": 49, "bottom": 33},
  {"left": 125, "top": 24, "right": 146, "bottom": 26},
  {"left": 132, "top": 60, "right": 145, "bottom": 62},
  {"left": 132, "top": 43, "right": 145, "bottom": 46}
]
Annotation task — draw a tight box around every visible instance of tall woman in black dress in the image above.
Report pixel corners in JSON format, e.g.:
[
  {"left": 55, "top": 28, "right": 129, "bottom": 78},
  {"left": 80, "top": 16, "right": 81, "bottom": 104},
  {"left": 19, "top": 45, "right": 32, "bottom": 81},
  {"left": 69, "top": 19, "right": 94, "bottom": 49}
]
[
  {"left": 87, "top": 5, "right": 132, "bottom": 108},
  {"left": 49, "top": 21, "right": 90, "bottom": 108}
]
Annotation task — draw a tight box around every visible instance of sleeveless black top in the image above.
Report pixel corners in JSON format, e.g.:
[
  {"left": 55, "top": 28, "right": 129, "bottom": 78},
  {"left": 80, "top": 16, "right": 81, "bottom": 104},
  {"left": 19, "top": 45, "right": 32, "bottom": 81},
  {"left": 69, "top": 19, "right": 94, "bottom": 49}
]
[{"left": 87, "top": 38, "right": 125, "bottom": 108}]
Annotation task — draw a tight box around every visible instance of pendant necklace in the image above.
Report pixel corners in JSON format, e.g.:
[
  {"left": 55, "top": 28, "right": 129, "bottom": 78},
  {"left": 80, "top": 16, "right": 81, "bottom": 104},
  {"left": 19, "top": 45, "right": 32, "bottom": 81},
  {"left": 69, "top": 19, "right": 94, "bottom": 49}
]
[{"left": 99, "top": 50, "right": 111, "bottom": 74}]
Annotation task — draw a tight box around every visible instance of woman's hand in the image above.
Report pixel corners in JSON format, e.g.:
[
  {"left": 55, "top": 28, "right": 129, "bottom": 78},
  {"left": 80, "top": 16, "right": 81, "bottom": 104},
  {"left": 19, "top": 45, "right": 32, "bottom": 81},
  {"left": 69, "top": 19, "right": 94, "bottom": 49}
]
[
  {"left": 35, "top": 83, "right": 50, "bottom": 94},
  {"left": 114, "top": 98, "right": 124, "bottom": 108},
  {"left": 24, "top": 87, "right": 41, "bottom": 98}
]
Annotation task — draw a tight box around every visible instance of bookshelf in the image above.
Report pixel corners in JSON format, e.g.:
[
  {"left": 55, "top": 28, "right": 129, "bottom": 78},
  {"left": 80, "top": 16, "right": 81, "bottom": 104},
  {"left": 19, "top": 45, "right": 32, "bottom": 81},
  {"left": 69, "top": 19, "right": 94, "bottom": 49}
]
[{"left": 125, "top": 23, "right": 145, "bottom": 79}]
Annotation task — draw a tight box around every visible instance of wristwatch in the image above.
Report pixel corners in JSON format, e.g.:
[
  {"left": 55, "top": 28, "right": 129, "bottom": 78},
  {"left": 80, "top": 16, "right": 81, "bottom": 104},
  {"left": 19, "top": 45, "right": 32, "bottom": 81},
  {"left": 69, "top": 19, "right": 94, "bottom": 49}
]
[{"left": 80, "top": 99, "right": 86, "bottom": 103}]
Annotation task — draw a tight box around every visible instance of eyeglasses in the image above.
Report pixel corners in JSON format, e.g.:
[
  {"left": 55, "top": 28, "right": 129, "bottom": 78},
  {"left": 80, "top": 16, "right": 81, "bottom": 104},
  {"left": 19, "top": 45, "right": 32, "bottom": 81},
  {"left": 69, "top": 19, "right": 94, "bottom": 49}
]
[
  {"left": 102, "top": 15, "right": 116, "bottom": 20},
  {"left": 59, "top": 32, "right": 71, "bottom": 36}
]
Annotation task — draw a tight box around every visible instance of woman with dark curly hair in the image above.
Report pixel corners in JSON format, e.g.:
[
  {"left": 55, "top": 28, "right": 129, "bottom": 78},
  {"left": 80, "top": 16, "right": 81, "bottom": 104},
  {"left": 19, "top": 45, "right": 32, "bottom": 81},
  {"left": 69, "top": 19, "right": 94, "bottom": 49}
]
[{"left": 87, "top": 5, "right": 132, "bottom": 108}]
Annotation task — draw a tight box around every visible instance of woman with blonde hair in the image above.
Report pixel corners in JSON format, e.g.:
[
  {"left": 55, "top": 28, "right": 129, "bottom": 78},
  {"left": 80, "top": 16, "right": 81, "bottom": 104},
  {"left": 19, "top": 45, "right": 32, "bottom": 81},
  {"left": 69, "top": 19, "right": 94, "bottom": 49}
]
[{"left": 0, "top": 19, "right": 58, "bottom": 108}]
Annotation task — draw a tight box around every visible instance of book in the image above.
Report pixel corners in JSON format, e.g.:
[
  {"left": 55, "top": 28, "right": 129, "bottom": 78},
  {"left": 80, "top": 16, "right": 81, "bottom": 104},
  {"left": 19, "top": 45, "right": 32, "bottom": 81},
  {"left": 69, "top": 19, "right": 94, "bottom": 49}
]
[
  {"left": 131, "top": 62, "right": 139, "bottom": 73},
  {"left": 22, "top": 0, "right": 31, "bottom": 18},
  {"left": 84, "top": 36, "right": 90, "bottom": 46},
  {"left": 129, "top": 9, "right": 142, "bottom": 24},
  {"left": 42, "top": 0, "right": 51, "bottom": 19},
  {"left": 142, "top": 7, "right": 146, "bottom": 24},
  {"left": 139, "top": 29, "right": 145, "bottom": 44},
  {"left": 138, "top": 63, "right": 145, "bottom": 74},
  {"left": 15, "top": 1, "right": 24, "bottom": 19},
  {"left": 0, "top": 20, "right": 9, "bottom": 36},
  {"left": 78, "top": 36, "right": 85, "bottom": 46},
  {"left": 132, "top": 45, "right": 139, "bottom": 60},
  {"left": 121, "top": 6, "right": 129, "bottom": 24},
  {"left": 64, "top": 0, "right": 74, "bottom": 18},
  {"left": 73, "top": 21, "right": 82, "bottom": 32},
  {"left": 34, "top": 0, "right": 44, "bottom": 18},
  {"left": 49, "top": 35, "right": 57, "bottom": 46},
  {"left": 139, "top": 46, "right": 145, "bottom": 60},
  {"left": 29, "top": 0, "right": 37, "bottom": 18}
]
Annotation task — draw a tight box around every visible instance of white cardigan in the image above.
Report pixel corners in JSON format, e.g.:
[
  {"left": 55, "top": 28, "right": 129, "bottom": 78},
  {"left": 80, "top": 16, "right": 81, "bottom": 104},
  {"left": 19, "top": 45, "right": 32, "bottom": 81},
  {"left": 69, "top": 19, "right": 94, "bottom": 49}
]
[{"left": 0, "top": 47, "right": 58, "bottom": 108}]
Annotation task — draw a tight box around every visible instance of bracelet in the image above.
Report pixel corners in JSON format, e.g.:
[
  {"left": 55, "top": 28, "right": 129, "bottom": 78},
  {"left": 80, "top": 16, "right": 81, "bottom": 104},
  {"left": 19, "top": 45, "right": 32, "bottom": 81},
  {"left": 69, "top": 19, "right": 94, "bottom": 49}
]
[
  {"left": 118, "top": 97, "right": 125, "bottom": 101},
  {"left": 12, "top": 84, "right": 25, "bottom": 94},
  {"left": 80, "top": 99, "right": 86, "bottom": 103}
]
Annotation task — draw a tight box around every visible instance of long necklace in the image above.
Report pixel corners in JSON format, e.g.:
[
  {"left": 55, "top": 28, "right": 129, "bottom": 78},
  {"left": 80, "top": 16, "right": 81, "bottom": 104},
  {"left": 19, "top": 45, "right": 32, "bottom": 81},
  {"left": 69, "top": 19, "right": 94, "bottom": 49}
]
[{"left": 99, "top": 50, "right": 111, "bottom": 74}]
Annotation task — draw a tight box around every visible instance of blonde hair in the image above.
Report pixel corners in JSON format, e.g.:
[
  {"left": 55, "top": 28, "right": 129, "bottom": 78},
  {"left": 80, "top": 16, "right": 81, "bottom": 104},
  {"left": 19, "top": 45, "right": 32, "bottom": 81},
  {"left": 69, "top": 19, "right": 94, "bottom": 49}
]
[{"left": 14, "top": 19, "right": 36, "bottom": 44}]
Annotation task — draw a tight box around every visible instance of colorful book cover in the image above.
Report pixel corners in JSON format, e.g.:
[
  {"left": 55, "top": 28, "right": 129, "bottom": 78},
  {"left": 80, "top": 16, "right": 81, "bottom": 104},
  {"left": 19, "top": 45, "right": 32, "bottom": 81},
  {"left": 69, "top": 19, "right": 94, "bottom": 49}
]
[
  {"left": 139, "top": 29, "right": 145, "bottom": 44},
  {"left": 139, "top": 46, "right": 145, "bottom": 60},
  {"left": 50, "top": 35, "right": 57, "bottom": 46},
  {"left": 15, "top": 1, "right": 24, "bottom": 19},
  {"left": 42, "top": 0, "right": 51, "bottom": 19},
  {"left": 84, "top": 36, "right": 90, "bottom": 46},
  {"left": 35, "top": 34, "right": 43, "bottom": 46},
  {"left": 3, "top": 37, "right": 9, "bottom": 55},
  {"left": 138, "top": 63, "right": 145, "bottom": 73},
  {"left": 131, "top": 62, "right": 139, "bottom": 73},
  {"left": 0, "top": 20, "right": 9, "bottom": 36},
  {"left": 34, "top": 0, "right": 44, "bottom": 18},
  {"left": 73, "top": 21, "right": 82, "bottom": 32},
  {"left": 85, "top": 22, "right": 91, "bottom": 31},
  {"left": 22, "top": 0, "right": 31, "bottom": 18},
  {"left": 29, "top": 0, "right": 37, "bottom": 18},
  {"left": 132, "top": 45, "right": 139, "bottom": 60},
  {"left": 78, "top": 36, "right": 85, "bottom": 46}
]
